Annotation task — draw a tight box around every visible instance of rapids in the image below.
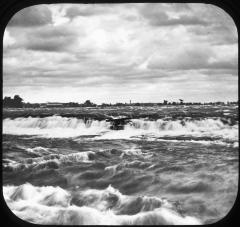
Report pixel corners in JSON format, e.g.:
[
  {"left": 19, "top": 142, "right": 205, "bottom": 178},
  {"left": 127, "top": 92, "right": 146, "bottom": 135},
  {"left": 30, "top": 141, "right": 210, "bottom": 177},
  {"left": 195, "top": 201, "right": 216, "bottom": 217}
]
[{"left": 2, "top": 105, "right": 239, "bottom": 225}]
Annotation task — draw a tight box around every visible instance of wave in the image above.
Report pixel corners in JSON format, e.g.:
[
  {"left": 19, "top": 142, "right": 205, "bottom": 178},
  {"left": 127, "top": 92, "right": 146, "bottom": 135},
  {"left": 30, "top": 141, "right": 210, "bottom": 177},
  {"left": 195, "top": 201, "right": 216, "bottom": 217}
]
[
  {"left": 104, "top": 162, "right": 152, "bottom": 179},
  {"left": 95, "top": 118, "right": 238, "bottom": 141},
  {"left": 23, "top": 146, "right": 52, "bottom": 157},
  {"left": 3, "top": 116, "right": 238, "bottom": 143},
  {"left": 3, "top": 146, "right": 149, "bottom": 173},
  {"left": 3, "top": 151, "right": 95, "bottom": 172},
  {"left": 3, "top": 183, "right": 201, "bottom": 225},
  {"left": 3, "top": 116, "right": 111, "bottom": 138}
]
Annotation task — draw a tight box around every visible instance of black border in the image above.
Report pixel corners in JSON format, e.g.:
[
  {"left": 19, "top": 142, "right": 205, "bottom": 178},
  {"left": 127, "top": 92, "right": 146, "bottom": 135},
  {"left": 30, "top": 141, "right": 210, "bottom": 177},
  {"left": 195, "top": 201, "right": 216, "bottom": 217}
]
[{"left": 0, "top": 0, "right": 239, "bottom": 226}]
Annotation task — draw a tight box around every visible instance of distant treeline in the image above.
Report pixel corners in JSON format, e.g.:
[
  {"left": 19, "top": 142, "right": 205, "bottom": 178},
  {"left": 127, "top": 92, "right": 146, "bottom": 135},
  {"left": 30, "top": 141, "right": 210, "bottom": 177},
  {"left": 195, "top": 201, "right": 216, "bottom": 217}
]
[
  {"left": 3, "top": 95, "right": 24, "bottom": 108},
  {"left": 2, "top": 95, "right": 238, "bottom": 108},
  {"left": 3, "top": 96, "right": 97, "bottom": 108}
]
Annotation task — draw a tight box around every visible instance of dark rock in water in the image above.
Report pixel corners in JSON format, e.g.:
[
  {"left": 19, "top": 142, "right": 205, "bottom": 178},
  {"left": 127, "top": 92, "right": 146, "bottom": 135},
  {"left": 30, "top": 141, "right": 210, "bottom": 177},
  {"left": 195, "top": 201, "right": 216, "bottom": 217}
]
[
  {"left": 106, "top": 117, "right": 132, "bottom": 130},
  {"left": 88, "top": 152, "right": 95, "bottom": 160}
]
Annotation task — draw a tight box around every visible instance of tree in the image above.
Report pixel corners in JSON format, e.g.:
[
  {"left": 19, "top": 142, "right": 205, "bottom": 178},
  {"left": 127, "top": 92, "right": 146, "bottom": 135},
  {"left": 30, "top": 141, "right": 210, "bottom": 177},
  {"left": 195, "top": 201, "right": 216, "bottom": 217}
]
[
  {"left": 83, "top": 100, "right": 96, "bottom": 107},
  {"left": 3, "top": 96, "right": 12, "bottom": 107},
  {"left": 13, "top": 95, "right": 23, "bottom": 107},
  {"left": 3, "top": 95, "right": 23, "bottom": 108},
  {"left": 116, "top": 102, "right": 124, "bottom": 106},
  {"left": 163, "top": 100, "right": 168, "bottom": 105}
]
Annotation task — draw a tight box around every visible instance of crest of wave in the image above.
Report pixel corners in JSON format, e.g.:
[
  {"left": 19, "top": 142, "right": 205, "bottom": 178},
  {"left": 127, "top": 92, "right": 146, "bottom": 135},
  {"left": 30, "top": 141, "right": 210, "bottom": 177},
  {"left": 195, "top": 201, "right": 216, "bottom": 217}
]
[
  {"left": 3, "top": 151, "right": 95, "bottom": 171},
  {"left": 3, "top": 116, "right": 111, "bottom": 137},
  {"left": 3, "top": 183, "right": 201, "bottom": 225},
  {"left": 95, "top": 118, "right": 238, "bottom": 141},
  {"left": 3, "top": 116, "right": 237, "bottom": 141}
]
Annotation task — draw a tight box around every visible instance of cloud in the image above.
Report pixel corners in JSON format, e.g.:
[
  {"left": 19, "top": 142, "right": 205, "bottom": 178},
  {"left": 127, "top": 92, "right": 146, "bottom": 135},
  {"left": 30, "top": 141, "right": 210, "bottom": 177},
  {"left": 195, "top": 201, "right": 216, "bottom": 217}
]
[
  {"left": 147, "top": 44, "right": 237, "bottom": 73},
  {"left": 65, "top": 5, "right": 108, "bottom": 19},
  {"left": 3, "top": 3, "right": 238, "bottom": 103},
  {"left": 24, "top": 26, "right": 78, "bottom": 52},
  {"left": 8, "top": 5, "right": 53, "bottom": 27},
  {"left": 140, "top": 4, "right": 207, "bottom": 27},
  {"left": 25, "top": 41, "right": 68, "bottom": 52},
  {"left": 149, "top": 13, "right": 207, "bottom": 27},
  {"left": 5, "top": 25, "right": 78, "bottom": 52}
]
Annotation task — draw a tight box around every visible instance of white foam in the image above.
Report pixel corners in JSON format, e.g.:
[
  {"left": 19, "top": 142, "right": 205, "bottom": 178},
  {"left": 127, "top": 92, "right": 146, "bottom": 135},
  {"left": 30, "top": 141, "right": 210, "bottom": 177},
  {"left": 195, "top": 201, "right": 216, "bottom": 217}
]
[
  {"left": 123, "top": 145, "right": 142, "bottom": 156},
  {"left": 3, "top": 117, "right": 238, "bottom": 143},
  {"left": 59, "top": 151, "right": 95, "bottom": 163},
  {"left": 3, "top": 116, "right": 111, "bottom": 138},
  {"left": 25, "top": 146, "right": 50, "bottom": 155},
  {"left": 3, "top": 151, "right": 95, "bottom": 171},
  {"left": 2, "top": 159, "right": 21, "bottom": 170},
  {"left": 105, "top": 164, "right": 120, "bottom": 176},
  {"left": 155, "top": 138, "right": 239, "bottom": 147},
  {"left": 3, "top": 183, "right": 70, "bottom": 206},
  {"left": 3, "top": 183, "right": 201, "bottom": 225},
  {"left": 233, "top": 142, "right": 239, "bottom": 148},
  {"left": 94, "top": 118, "right": 238, "bottom": 142}
]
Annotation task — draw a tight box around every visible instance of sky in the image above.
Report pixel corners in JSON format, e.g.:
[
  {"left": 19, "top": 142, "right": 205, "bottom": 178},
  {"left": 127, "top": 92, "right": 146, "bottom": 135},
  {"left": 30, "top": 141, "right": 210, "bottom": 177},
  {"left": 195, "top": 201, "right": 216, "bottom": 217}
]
[{"left": 3, "top": 3, "right": 238, "bottom": 104}]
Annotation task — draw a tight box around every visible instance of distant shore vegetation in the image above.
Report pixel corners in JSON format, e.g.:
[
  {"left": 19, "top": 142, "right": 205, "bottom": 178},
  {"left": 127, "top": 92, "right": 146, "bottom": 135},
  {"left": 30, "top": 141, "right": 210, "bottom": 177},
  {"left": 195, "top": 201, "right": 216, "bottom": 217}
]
[{"left": 3, "top": 95, "right": 238, "bottom": 108}]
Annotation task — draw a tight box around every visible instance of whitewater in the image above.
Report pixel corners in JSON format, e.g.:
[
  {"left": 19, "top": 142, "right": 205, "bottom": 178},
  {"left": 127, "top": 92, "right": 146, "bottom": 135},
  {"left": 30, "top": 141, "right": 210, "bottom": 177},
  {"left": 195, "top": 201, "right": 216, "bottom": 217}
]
[
  {"left": 2, "top": 105, "right": 239, "bottom": 225},
  {"left": 3, "top": 116, "right": 238, "bottom": 143}
]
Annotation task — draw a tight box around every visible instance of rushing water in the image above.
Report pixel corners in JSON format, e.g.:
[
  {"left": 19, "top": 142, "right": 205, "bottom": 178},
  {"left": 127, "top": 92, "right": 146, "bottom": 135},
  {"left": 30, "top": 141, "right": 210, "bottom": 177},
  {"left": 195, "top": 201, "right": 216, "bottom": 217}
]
[{"left": 2, "top": 105, "right": 238, "bottom": 225}]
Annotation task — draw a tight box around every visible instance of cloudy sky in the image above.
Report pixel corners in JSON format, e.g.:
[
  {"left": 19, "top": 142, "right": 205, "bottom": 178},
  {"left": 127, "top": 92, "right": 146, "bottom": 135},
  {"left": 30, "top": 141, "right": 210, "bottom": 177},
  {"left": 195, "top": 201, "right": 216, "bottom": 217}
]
[{"left": 3, "top": 3, "right": 238, "bottom": 104}]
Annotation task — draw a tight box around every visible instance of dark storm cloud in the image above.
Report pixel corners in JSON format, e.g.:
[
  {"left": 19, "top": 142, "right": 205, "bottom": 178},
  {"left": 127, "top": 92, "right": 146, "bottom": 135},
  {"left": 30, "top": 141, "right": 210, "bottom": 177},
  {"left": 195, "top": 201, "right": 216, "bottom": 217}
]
[
  {"left": 170, "top": 3, "right": 191, "bottom": 11},
  {"left": 8, "top": 5, "right": 52, "bottom": 27},
  {"left": 140, "top": 4, "right": 207, "bottom": 27},
  {"left": 65, "top": 5, "right": 107, "bottom": 19},
  {"left": 150, "top": 13, "right": 207, "bottom": 27},
  {"left": 186, "top": 4, "right": 237, "bottom": 46},
  {"left": 35, "top": 27, "right": 77, "bottom": 38},
  {"left": 26, "top": 41, "right": 68, "bottom": 52},
  {"left": 188, "top": 19, "right": 237, "bottom": 45},
  {"left": 199, "top": 68, "right": 238, "bottom": 76},
  {"left": 24, "top": 26, "right": 78, "bottom": 52}
]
